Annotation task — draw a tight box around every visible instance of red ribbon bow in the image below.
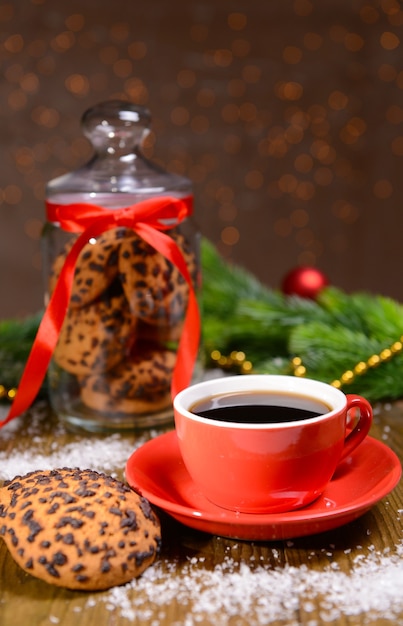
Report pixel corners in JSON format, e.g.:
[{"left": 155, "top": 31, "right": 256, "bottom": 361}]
[{"left": 1, "top": 195, "right": 200, "bottom": 427}]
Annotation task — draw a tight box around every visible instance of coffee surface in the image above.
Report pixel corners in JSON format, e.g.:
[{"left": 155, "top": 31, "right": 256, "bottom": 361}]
[{"left": 191, "top": 391, "right": 331, "bottom": 424}]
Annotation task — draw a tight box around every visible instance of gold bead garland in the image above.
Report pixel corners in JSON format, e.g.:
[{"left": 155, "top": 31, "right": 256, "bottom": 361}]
[
  {"left": 291, "top": 335, "right": 403, "bottom": 389},
  {"left": 290, "top": 357, "right": 306, "bottom": 378},
  {"left": 0, "top": 385, "right": 17, "bottom": 402},
  {"left": 210, "top": 334, "right": 403, "bottom": 389},
  {"left": 210, "top": 349, "right": 253, "bottom": 374}
]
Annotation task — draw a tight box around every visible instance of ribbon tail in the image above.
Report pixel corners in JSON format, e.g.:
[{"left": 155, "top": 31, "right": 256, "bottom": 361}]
[
  {"left": 171, "top": 288, "right": 201, "bottom": 398},
  {"left": 135, "top": 222, "right": 201, "bottom": 397},
  {"left": 1, "top": 313, "right": 62, "bottom": 426},
  {"left": 0, "top": 230, "right": 99, "bottom": 427}
]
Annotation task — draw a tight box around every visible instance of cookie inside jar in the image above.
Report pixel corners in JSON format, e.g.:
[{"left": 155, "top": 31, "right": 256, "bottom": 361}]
[{"left": 47, "top": 224, "right": 200, "bottom": 432}]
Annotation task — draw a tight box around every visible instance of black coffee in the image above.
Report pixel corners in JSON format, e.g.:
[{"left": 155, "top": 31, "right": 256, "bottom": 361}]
[{"left": 191, "top": 391, "right": 331, "bottom": 424}]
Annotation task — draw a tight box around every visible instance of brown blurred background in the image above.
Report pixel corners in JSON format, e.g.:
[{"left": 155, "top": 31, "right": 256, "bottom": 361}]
[{"left": 1, "top": 0, "right": 403, "bottom": 320}]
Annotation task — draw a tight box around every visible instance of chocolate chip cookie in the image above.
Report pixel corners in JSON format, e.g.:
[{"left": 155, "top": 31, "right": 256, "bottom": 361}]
[
  {"left": 79, "top": 342, "right": 176, "bottom": 414},
  {"left": 118, "top": 230, "right": 197, "bottom": 325},
  {"left": 53, "top": 285, "right": 137, "bottom": 376},
  {"left": 0, "top": 468, "right": 161, "bottom": 590},
  {"left": 49, "top": 228, "right": 128, "bottom": 308}
]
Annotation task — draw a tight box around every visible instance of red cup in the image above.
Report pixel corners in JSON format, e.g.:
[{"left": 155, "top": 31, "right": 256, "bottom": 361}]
[{"left": 173, "top": 375, "right": 373, "bottom": 514}]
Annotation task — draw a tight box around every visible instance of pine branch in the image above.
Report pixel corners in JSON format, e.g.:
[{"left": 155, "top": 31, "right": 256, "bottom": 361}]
[
  {"left": 0, "top": 312, "right": 43, "bottom": 393},
  {"left": 201, "top": 238, "right": 277, "bottom": 318},
  {"left": 0, "top": 313, "right": 42, "bottom": 360},
  {"left": 289, "top": 321, "right": 382, "bottom": 371},
  {"left": 318, "top": 288, "right": 403, "bottom": 338},
  {"left": 2, "top": 239, "right": 403, "bottom": 403},
  {"left": 288, "top": 320, "right": 403, "bottom": 401}
]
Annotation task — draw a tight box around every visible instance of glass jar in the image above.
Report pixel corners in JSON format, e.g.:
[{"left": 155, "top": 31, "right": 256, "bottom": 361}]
[{"left": 42, "top": 100, "right": 201, "bottom": 432}]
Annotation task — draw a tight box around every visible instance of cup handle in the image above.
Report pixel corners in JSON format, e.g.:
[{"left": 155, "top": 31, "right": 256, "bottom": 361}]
[{"left": 341, "top": 394, "right": 373, "bottom": 459}]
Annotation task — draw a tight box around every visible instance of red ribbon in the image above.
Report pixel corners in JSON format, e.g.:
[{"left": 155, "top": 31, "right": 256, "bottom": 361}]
[{"left": 1, "top": 195, "right": 200, "bottom": 427}]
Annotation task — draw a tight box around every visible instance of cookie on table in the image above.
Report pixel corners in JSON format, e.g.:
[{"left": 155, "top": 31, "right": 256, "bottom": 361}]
[
  {"left": 0, "top": 468, "right": 161, "bottom": 590},
  {"left": 118, "top": 230, "right": 197, "bottom": 325},
  {"left": 54, "top": 286, "right": 137, "bottom": 376},
  {"left": 79, "top": 343, "right": 176, "bottom": 415},
  {"left": 49, "top": 228, "right": 128, "bottom": 308}
]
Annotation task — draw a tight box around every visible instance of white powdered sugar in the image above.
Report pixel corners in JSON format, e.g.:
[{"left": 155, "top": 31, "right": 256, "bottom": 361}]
[
  {"left": 94, "top": 543, "right": 403, "bottom": 625},
  {"left": 0, "top": 402, "right": 149, "bottom": 481},
  {"left": 0, "top": 430, "right": 138, "bottom": 481}
]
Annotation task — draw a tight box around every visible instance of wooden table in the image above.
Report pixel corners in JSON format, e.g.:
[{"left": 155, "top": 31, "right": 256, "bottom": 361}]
[{"left": 0, "top": 399, "right": 402, "bottom": 626}]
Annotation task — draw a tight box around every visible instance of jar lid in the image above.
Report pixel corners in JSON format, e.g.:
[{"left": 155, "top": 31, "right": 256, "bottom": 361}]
[{"left": 46, "top": 100, "right": 191, "bottom": 204}]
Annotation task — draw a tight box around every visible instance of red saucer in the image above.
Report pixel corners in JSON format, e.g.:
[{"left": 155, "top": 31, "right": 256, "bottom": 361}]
[{"left": 125, "top": 431, "right": 401, "bottom": 541}]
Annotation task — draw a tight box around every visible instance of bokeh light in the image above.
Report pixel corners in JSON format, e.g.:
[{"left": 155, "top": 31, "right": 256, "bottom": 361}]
[{"left": 2, "top": 0, "right": 403, "bottom": 319}]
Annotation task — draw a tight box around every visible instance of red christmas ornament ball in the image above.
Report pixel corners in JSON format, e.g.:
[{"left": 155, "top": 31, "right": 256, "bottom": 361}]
[{"left": 281, "top": 266, "right": 329, "bottom": 300}]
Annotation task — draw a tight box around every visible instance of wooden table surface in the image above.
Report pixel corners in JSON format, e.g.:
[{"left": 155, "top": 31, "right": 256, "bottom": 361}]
[{"left": 0, "top": 398, "right": 402, "bottom": 626}]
